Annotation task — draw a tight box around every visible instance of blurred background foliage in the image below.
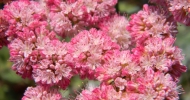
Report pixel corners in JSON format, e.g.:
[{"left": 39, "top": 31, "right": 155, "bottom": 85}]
[{"left": 0, "top": 0, "right": 190, "bottom": 100}]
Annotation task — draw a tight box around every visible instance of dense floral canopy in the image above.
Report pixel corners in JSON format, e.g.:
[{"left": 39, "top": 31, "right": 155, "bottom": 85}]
[{"left": 0, "top": 0, "right": 188, "bottom": 100}]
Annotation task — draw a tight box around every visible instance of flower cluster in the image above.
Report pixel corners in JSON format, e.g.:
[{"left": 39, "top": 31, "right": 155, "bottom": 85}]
[
  {"left": 0, "top": 10, "right": 9, "bottom": 48},
  {"left": 0, "top": 0, "right": 188, "bottom": 100},
  {"left": 150, "top": 0, "right": 190, "bottom": 26},
  {"left": 22, "top": 85, "right": 62, "bottom": 100},
  {"left": 46, "top": 0, "right": 117, "bottom": 37},
  {"left": 127, "top": 4, "right": 178, "bottom": 45},
  {"left": 69, "top": 28, "right": 120, "bottom": 79}
]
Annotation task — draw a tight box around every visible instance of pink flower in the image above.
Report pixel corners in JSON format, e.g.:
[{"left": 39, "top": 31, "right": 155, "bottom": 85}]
[
  {"left": 43, "top": 0, "right": 117, "bottom": 37},
  {"left": 2, "top": 0, "right": 48, "bottom": 39},
  {"left": 138, "top": 37, "right": 185, "bottom": 73},
  {"left": 7, "top": 25, "right": 57, "bottom": 78},
  {"left": 22, "top": 85, "right": 62, "bottom": 100},
  {"left": 127, "top": 4, "right": 177, "bottom": 45},
  {"left": 169, "top": 0, "right": 190, "bottom": 25},
  {"left": 95, "top": 0, "right": 117, "bottom": 22},
  {"left": 148, "top": 71, "right": 180, "bottom": 99},
  {"left": 0, "top": 10, "right": 9, "bottom": 48},
  {"left": 114, "top": 77, "right": 127, "bottom": 90},
  {"left": 83, "top": 0, "right": 97, "bottom": 13},
  {"left": 0, "top": 0, "right": 187, "bottom": 100},
  {"left": 95, "top": 62, "right": 121, "bottom": 82},
  {"left": 8, "top": 38, "right": 35, "bottom": 78},
  {"left": 169, "top": 62, "right": 187, "bottom": 81},
  {"left": 123, "top": 69, "right": 180, "bottom": 100},
  {"left": 49, "top": 12, "right": 72, "bottom": 38},
  {"left": 96, "top": 50, "right": 140, "bottom": 82},
  {"left": 99, "top": 15, "right": 131, "bottom": 49},
  {"left": 69, "top": 28, "right": 120, "bottom": 79},
  {"left": 32, "top": 40, "right": 73, "bottom": 89},
  {"left": 77, "top": 84, "right": 121, "bottom": 100},
  {"left": 34, "top": 25, "right": 57, "bottom": 49}
]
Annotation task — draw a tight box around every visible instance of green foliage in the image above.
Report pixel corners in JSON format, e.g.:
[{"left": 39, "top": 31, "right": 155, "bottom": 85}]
[
  {"left": 176, "top": 24, "right": 190, "bottom": 100},
  {"left": 0, "top": 47, "right": 34, "bottom": 100}
]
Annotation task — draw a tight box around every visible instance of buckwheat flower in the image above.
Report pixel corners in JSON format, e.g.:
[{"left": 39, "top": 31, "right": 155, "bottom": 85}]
[
  {"left": 99, "top": 15, "right": 131, "bottom": 50},
  {"left": 120, "top": 93, "right": 145, "bottom": 100},
  {"left": 114, "top": 77, "right": 127, "bottom": 90},
  {"left": 71, "top": 1, "right": 86, "bottom": 17},
  {"left": 22, "top": 85, "right": 62, "bottom": 100},
  {"left": 83, "top": 0, "right": 97, "bottom": 13},
  {"left": 71, "top": 0, "right": 117, "bottom": 23},
  {"left": 49, "top": 12, "right": 72, "bottom": 37},
  {"left": 34, "top": 27, "right": 56, "bottom": 50},
  {"left": 76, "top": 84, "right": 121, "bottom": 100},
  {"left": 69, "top": 28, "right": 120, "bottom": 79},
  {"left": 76, "top": 90, "right": 98, "bottom": 100},
  {"left": 127, "top": 4, "right": 177, "bottom": 45},
  {"left": 42, "top": 40, "right": 67, "bottom": 56},
  {"left": 169, "top": 0, "right": 190, "bottom": 25},
  {"left": 2, "top": 0, "right": 47, "bottom": 38},
  {"left": 33, "top": 40, "right": 73, "bottom": 89},
  {"left": 95, "top": 62, "right": 122, "bottom": 82},
  {"left": 50, "top": 0, "right": 116, "bottom": 23},
  {"left": 124, "top": 69, "right": 181, "bottom": 100},
  {"left": 42, "top": 0, "right": 117, "bottom": 37},
  {"left": 45, "top": 0, "right": 66, "bottom": 13},
  {"left": 76, "top": 81, "right": 100, "bottom": 100},
  {"left": 46, "top": 1, "right": 86, "bottom": 37},
  {"left": 166, "top": 85, "right": 183, "bottom": 100},
  {"left": 169, "top": 62, "right": 187, "bottom": 81},
  {"left": 146, "top": 71, "right": 180, "bottom": 99},
  {"left": 95, "top": 0, "right": 117, "bottom": 21},
  {"left": 8, "top": 38, "right": 35, "bottom": 78},
  {"left": 43, "top": 0, "right": 72, "bottom": 14},
  {"left": 139, "top": 37, "right": 185, "bottom": 73},
  {"left": 119, "top": 51, "right": 140, "bottom": 76},
  {"left": 125, "top": 81, "right": 144, "bottom": 94},
  {"left": 96, "top": 50, "right": 140, "bottom": 82},
  {"left": 48, "top": 11, "right": 87, "bottom": 38},
  {"left": 0, "top": 10, "right": 9, "bottom": 48},
  {"left": 140, "top": 54, "right": 170, "bottom": 72},
  {"left": 10, "top": 55, "right": 33, "bottom": 78},
  {"left": 8, "top": 24, "right": 62, "bottom": 80}
]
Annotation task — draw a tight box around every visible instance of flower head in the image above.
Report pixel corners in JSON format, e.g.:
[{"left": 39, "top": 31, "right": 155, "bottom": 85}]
[
  {"left": 99, "top": 15, "right": 131, "bottom": 49},
  {"left": 0, "top": 10, "right": 9, "bottom": 48},
  {"left": 69, "top": 28, "right": 120, "bottom": 79},
  {"left": 22, "top": 85, "right": 62, "bottom": 100},
  {"left": 169, "top": 0, "right": 190, "bottom": 25},
  {"left": 127, "top": 4, "right": 177, "bottom": 45}
]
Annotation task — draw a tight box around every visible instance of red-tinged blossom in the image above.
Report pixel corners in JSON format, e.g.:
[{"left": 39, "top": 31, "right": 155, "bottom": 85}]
[{"left": 0, "top": 0, "right": 187, "bottom": 99}]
